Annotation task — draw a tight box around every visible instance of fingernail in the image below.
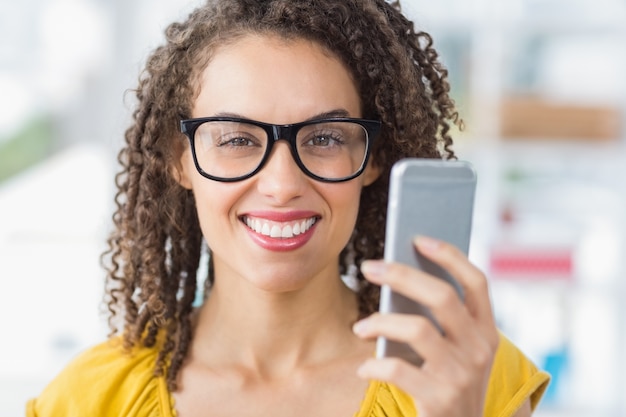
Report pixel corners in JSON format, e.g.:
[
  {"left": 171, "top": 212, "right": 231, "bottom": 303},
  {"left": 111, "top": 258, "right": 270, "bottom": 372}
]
[
  {"left": 415, "top": 235, "right": 441, "bottom": 253},
  {"left": 352, "top": 319, "right": 369, "bottom": 335},
  {"left": 360, "top": 260, "right": 386, "bottom": 277}
]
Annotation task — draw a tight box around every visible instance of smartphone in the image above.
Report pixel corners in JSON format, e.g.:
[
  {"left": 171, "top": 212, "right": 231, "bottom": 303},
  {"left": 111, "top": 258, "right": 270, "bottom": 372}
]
[{"left": 375, "top": 158, "right": 477, "bottom": 366}]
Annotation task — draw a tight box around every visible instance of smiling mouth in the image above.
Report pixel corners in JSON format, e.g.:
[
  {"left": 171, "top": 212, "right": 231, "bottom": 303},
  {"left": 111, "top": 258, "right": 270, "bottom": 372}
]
[{"left": 242, "top": 216, "right": 318, "bottom": 238}]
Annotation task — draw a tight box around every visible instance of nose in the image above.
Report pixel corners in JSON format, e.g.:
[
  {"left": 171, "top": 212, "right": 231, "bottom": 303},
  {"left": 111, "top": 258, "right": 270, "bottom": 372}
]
[{"left": 255, "top": 141, "right": 307, "bottom": 204}]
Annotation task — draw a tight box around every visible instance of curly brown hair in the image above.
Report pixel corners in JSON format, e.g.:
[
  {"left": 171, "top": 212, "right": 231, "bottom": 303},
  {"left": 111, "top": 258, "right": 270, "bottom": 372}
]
[{"left": 102, "top": 0, "right": 462, "bottom": 391}]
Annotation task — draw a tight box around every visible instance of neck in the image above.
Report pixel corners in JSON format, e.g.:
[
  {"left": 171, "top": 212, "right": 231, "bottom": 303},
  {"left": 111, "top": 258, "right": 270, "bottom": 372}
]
[{"left": 190, "top": 266, "right": 361, "bottom": 377}]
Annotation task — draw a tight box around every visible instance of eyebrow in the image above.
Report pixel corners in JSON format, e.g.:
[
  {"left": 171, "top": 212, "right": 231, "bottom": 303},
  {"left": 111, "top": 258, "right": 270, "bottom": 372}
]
[{"left": 211, "top": 109, "right": 352, "bottom": 123}]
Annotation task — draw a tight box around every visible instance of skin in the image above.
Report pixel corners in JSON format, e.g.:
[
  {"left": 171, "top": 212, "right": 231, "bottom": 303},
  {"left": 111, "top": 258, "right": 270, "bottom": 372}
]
[{"left": 174, "top": 34, "right": 532, "bottom": 417}]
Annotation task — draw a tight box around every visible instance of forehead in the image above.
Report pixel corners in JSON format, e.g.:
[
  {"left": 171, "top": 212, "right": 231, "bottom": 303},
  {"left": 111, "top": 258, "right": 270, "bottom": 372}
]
[{"left": 192, "top": 34, "right": 362, "bottom": 122}]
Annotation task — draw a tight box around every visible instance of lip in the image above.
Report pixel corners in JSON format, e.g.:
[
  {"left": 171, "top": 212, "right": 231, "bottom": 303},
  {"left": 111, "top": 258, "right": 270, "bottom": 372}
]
[{"left": 240, "top": 210, "right": 320, "bottom": 252}]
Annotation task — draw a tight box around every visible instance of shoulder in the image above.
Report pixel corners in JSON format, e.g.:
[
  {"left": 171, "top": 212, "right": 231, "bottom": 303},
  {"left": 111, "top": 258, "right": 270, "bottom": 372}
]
[
  {"left": 355, "top": 332, "right": 550, "bottom": 417},
  {"left": 26, "top": 337, "right": 174, "bottom": 417},
  {"left": 485, "top": 332, "right": 551, "bottom": 415}
]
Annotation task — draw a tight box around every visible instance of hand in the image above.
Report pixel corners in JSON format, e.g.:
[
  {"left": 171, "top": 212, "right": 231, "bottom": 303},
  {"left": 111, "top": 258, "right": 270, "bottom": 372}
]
[{"left": 353, "top": 236, "right": 499, "bottom": 417}]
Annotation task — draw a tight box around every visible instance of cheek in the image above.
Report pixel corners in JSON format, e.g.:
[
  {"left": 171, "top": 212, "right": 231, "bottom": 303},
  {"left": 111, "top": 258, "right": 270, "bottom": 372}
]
[
  {"left": 325, "top": 182, "right": 363, "bottom": 227},
  {"left": 190, "top": 181, "right": 241, "bottom": 240},
  {"left": 191, "top": 189, "right": 217, "bottom": 240}
]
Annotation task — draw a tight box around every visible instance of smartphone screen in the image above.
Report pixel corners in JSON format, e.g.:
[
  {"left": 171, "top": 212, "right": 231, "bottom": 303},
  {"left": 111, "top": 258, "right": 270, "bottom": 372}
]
[{"left": 375, "top": 158, "right": 477, "bottom": 366}]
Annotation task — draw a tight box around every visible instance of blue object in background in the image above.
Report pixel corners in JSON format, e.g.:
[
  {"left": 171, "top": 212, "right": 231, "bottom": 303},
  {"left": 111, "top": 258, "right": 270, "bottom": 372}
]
[{"left": 541, "top": 346, "right": 569, "bottom": 405}]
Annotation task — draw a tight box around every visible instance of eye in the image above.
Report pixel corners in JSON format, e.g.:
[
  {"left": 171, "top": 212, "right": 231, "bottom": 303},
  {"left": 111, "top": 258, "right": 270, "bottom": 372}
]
[
  {"left": 217, "top": 133, "right": 262, "bottom": 147},
  {"left": 304, "top": 131, "right": 345, "bottom": 147},
  {"left": 218, "top": 136, "right": 256, "bottom": 147}
]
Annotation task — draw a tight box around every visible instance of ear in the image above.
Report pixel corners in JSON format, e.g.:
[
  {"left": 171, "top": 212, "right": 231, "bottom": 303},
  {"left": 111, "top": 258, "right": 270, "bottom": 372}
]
[
  {"left": 361, "top": 159, "right": 382, "bottom": 186},
  {"left": 171, "top": 147, "right": 193, "bottom": 190}
]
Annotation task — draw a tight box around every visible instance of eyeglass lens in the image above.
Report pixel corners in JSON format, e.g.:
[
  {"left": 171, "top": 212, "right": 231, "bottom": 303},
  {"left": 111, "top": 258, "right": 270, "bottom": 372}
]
[{"left": 192, "top": 120, "right": 368, "bottom": 180}]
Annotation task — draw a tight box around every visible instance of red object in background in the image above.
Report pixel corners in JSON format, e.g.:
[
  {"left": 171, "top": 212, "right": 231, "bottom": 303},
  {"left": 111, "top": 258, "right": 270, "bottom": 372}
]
[{"left": 489, "top": 247, "right": 574, "bottom": 281}]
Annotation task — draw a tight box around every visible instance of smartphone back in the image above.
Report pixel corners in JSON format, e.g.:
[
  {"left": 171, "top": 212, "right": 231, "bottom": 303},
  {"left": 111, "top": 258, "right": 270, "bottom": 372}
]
[{"left": 376, "top": 158, "right": 477, "bottom": 366}]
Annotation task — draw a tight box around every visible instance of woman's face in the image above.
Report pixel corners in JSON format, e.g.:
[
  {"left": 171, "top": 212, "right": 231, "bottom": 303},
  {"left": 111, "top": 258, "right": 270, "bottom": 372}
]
[{"left": 178, "top": 34, "right": 379, "bottom": 293}]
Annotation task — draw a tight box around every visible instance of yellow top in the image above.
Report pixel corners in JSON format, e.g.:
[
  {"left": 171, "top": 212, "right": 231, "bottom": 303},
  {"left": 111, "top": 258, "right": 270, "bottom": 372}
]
[{"left": 27, "top": 333, "right": 549, "bottom": 417}]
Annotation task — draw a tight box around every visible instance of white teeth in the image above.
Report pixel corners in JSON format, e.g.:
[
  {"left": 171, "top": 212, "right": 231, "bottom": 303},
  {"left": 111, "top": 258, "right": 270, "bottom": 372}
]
[{"left": 244, "top": 216, "right": 316, "bottom": 238}]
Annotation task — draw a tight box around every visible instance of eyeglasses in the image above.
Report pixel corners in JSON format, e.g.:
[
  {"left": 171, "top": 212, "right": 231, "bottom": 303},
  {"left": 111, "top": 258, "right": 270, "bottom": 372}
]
[{"left": 180, "top": 116, "right": 381, "bottom": 182}]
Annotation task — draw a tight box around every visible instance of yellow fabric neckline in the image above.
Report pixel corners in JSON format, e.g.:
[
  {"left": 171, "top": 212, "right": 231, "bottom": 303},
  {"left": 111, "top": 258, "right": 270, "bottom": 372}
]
[
  {"left": 27, "top": 332, "right": 549, "bottom": 417},
  {"left": 354, "top": 380, "right": 382, "bottom": 417}
]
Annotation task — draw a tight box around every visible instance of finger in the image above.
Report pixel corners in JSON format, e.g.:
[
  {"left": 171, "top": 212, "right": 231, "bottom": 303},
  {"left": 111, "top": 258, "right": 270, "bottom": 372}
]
[
  {"left": 353, "top": 312, "right": 486, "bottom": 378},
  {"left": 361, "top": 260, "right": 464, "bottom": 312},
  {"left": 414, "top": 236, "right": 496, "bottom": 329},
  {"left": 353, "top": 312, "right": 471, "bottom": 377},
  {"left": 356, "top": 357, "right": 457, "bottom": 412},
  {"left": 360, "top": 260, "right": 472, "bottom": 342},
  {"left": 357, "top": 356, "right": 432, "bottom": 391},
  {"left": 353, "top": 312, "right": 445, "bottom": 353},
  {"left": 358, "top": 355, "right": 491, "bottom": 417}
]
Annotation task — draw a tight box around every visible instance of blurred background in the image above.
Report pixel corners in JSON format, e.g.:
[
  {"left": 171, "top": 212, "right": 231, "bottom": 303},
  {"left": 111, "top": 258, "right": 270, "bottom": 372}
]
[{"left": 0, "top": 0, "right": 625, "bottom": 415}]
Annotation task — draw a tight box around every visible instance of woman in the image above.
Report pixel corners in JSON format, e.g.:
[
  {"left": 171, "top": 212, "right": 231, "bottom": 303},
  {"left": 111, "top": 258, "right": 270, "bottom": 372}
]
[{"left": 27, "top": 1, "right": 549, "bottom": 416}]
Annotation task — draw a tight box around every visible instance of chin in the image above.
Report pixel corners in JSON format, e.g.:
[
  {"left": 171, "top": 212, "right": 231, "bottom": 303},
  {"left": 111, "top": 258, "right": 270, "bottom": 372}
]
[{"left": 247, "top": 271, "right": 312, "bottom": 294}]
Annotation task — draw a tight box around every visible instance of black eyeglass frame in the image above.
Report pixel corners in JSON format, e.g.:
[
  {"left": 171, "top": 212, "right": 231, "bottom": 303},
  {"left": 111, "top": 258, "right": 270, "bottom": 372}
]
[{"left": 180, "top": 116, "right": 381, "bottom": 183}]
